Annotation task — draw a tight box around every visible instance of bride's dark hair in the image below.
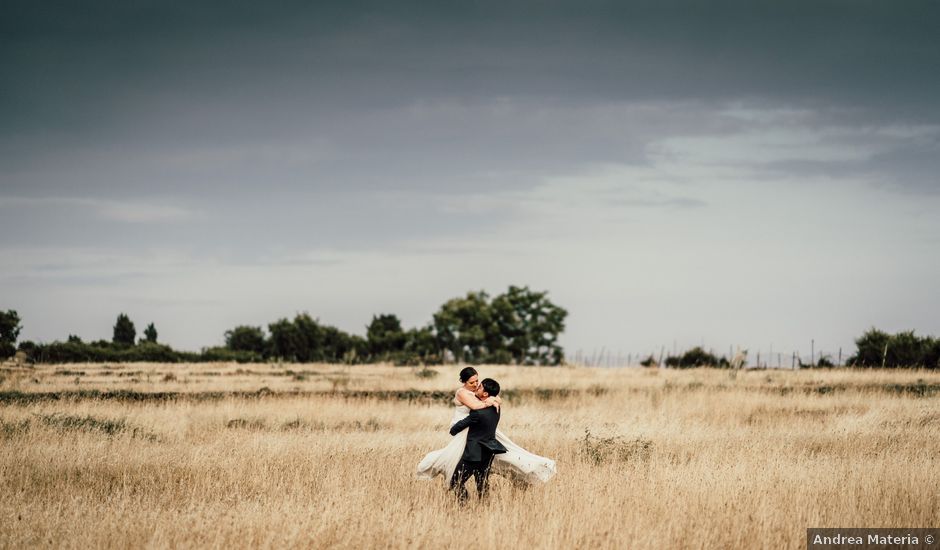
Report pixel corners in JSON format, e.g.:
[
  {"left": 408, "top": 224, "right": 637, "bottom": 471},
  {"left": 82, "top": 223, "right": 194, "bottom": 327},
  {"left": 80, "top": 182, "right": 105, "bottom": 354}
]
[{"left": 458, "top": 367, "right": 478, "bottom": 383}]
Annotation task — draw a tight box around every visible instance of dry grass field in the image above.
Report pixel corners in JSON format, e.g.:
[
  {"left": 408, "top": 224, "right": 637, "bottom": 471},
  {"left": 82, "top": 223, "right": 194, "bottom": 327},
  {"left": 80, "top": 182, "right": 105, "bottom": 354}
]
[{"left": 1, "top": 362, "right": 938, "bottom": 549}]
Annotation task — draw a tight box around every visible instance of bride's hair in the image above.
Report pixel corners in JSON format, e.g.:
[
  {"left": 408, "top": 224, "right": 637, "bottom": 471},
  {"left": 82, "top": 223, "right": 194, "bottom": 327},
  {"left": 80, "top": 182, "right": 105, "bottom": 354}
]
[{"left": 458, "top": 367, "right": 478, "bottom": 383}]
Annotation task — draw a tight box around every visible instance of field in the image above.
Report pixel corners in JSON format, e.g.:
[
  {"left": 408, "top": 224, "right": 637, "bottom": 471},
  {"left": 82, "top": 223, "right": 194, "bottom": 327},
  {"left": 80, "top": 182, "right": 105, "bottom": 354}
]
[{"left": 1, "top": 362, "right": 938, "bottom": 549}]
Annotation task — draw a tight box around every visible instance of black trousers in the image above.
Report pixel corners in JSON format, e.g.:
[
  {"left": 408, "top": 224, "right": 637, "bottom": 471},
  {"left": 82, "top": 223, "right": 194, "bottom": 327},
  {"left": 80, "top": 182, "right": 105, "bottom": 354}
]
[{"left": 449, "top": 448, "right": 495, "bottom": 502}]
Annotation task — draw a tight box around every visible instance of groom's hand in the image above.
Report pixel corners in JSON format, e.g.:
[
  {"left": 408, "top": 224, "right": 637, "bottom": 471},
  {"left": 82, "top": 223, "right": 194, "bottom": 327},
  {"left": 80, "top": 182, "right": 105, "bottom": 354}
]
[{"left": 449, "top": 412, "right": 477, "bottom": 436}]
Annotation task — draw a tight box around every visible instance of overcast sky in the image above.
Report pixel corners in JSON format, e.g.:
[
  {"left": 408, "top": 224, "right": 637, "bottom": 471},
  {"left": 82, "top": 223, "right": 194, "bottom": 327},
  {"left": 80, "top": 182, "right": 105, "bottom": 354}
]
[{"left": 2, "top": 1, "right": 939, "bottom": 363}]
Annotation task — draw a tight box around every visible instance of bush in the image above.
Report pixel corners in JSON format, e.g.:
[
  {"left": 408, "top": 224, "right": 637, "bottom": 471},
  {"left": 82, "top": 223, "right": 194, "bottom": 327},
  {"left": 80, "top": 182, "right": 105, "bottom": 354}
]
[
  {"left": 664, "top": 347, "right": 722, "bottom": 368},
  {"left": 200, "top": 346, "right": 262, "bottom": 363},
  {"left": 414, "top": 367, "right": 439, "bottom": 379},
  {"left": 22, "top": 341, "right": 183, "bottom": 363},
  {"left": 848, "top": 328, "right": 937, "bottom": 368}
]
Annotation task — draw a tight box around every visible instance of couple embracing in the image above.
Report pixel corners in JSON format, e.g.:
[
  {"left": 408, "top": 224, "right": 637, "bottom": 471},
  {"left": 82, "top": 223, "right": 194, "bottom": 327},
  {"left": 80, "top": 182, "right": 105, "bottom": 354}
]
[{"left": 416, "top": 367, "right": 556, "bottom": 502}]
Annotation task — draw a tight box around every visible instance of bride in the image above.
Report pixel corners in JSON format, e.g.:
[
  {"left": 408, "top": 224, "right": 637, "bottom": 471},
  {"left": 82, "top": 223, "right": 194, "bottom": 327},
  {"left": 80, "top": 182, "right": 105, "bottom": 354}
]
[{"left": 416, "top": 367, "right": 556, "bottom": 486}]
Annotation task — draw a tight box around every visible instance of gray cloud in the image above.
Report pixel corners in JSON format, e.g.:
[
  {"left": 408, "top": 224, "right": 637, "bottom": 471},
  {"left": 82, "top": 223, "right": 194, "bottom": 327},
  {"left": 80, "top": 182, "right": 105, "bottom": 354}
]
[
  {"left": 611, "top": 197, "right": 707, "bottom": 209},
  {"left": 4, "top": 1, "right": 939, "bottom": 140},
  {"left": 2, "top": 0, "right": 939, "bottom": 354}
]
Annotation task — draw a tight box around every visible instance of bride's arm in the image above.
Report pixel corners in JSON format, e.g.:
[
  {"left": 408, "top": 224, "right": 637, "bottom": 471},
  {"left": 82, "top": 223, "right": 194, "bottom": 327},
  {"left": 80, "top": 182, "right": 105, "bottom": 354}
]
[{"left": 456, "top": 388, "right": 494, "bottom": 410}]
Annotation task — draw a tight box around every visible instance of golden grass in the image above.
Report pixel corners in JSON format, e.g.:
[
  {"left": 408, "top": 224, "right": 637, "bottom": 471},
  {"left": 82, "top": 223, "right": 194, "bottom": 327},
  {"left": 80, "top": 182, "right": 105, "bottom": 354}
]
[{"left": 1, "top": 363, "right": 938, "bottom": 549}]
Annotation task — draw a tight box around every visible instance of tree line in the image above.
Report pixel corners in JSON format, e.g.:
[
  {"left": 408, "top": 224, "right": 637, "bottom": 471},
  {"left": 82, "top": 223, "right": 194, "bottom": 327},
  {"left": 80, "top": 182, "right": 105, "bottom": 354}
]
[
  {"left": 0, "top": 285, "right": 568, "bottom": 366},
  {"left": 636, "top": 328, "right": 940, "bottom": 369}
]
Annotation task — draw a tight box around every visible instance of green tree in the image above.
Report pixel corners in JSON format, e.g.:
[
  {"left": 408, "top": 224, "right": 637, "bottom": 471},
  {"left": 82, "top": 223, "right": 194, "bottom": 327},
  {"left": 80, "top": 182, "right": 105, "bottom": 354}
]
[
  {"left": 267, "top": 313, "right": 325, "bottom": 362},
  {"left": 886, "top": 330, "right": 927, "bottom": 367},
  {"left": 366, "top": 314, "right": 406, "bottom": 359},
  {"left": 0, "top": 309, "right": 22, "bottom": 359},
  {"left": 923, "top": 337, "right": 940, "bottom": 369},
  {"left": 293, "top": 313, "right": 324, "bottom": 362},
  {"left": 433, "top": 291, "right": 497, "bottom": 364},
  {"left": 225, "top": 325, "right": 266, "bottom": 354},
  {"left": 848, "top": 328, "right": 938, "bottom": 368},
  {"left": 403, "top": 326, "right": 440, "bottom": 364},
  {"left": 849, "top": 328, "right": 892, "bottom": 367},
  {"left": 320, "top": 324, "right": 361, "bottom": 362},
  {"left": 143, "top": 323, "right": 158, "bottom": 343},
  {"left": 491, "top": 285, "right": 568, "bottom": 365},
  {"left": 267, "top": 317, "right": 305, "bottom": 362},
  {"left": 112, "top": 313, "right": 136, "bottom": 347}
]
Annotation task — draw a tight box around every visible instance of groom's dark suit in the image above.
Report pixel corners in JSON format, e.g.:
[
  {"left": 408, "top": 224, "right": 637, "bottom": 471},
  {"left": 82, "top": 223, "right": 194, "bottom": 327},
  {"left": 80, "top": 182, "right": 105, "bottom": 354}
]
[{"left": 448, "top": 407, "right": 507, "bottom": 501}]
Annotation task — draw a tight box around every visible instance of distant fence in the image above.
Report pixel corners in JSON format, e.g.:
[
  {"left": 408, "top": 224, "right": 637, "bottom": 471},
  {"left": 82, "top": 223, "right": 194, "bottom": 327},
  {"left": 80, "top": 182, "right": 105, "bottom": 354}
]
[{"left": 567, "top": 342, "right": 850, "bottom": 368}]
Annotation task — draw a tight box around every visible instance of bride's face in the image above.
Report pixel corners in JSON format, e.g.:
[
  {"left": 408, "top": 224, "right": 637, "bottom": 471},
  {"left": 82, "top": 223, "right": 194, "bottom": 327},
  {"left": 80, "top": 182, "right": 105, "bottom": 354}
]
[{"left": 463, "top": 375, "right": 479, "bottom": 391}]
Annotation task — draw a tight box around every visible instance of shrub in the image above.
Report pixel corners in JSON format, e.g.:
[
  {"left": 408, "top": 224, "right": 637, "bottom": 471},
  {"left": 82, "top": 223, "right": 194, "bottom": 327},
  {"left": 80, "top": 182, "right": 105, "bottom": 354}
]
[
  {"left": 665, "top": 347, "right": 722, "bottom": 368},
  {"left": 848, "top": 328, "right": 937, "bottom": 368},
  {"left": 414, "top": 367, "right": 439, "bottom": 379},
  {"left": 200, "top": 347, "right": 262, "bottom": 363},
  {"left": 579, "top": 430, "right": 653, "bottom": 464}
]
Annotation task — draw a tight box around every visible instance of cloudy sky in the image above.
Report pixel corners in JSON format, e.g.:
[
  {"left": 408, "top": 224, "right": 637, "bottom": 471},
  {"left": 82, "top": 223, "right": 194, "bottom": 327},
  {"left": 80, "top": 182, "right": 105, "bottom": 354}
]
[{"left": 2, "top": 1, "right": 939, "bottom": 363}]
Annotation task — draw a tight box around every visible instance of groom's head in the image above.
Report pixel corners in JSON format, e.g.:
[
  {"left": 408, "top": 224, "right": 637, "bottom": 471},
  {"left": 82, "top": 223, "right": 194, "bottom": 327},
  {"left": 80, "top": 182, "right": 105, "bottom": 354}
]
[{"left": 479, "top": 378, "right": 500, "bottom": 398}]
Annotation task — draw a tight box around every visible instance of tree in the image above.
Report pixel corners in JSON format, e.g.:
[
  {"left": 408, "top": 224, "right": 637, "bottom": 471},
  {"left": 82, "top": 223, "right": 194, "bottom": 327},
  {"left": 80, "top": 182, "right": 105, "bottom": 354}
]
[
  {"left": 366, "top": 314, "right": 406, "bottom": 359},
  {"left": 292, "top": 313, "right": 324, "bottom": 362},
  {"left": 433, "top": 291, "right": 496, "bottom": 364},
  {"left": 491, "top": 285, "right": 568, "bottom": 365},
  {"left": 225, "top": 325, "right": 266, "bottom": 354},
  {"left": 403, "top": 326, "right": 441, "bottom": 364},
  {"left": 320, "top": 324, "right": 364, "bottom": 363},
  {"left": 267, "top": 317, "right": 305, "bottom": 362},
  {"left": 885, "top": 330, "right": 927, "bottom": 367},
  {"left": 143, "top": 323, "right": 158, "bottom": 343},
  {"left": 112, "top": 313, "right": 136, "bottom": 346},
  {"left": 923, "top": 337, "right": 940, "bottom": 369},
  {"left": 0, "top": 309, "right": 22, "bottom": 359},
  {"left": 849, "top": 328, "right": 891, "bottom": 367},
  {"left": 267, "top": 313, "right": 325, "bottom": 362},
  {"left": 847, "top": 328, "right": 938, "bottom": 368}
]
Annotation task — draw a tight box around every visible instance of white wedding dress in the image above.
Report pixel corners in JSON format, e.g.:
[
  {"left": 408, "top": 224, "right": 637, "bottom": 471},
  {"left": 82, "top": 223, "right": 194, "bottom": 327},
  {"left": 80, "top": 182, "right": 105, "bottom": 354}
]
[{"left": 416, "top": 393, "right": 556, "bottom": 485}]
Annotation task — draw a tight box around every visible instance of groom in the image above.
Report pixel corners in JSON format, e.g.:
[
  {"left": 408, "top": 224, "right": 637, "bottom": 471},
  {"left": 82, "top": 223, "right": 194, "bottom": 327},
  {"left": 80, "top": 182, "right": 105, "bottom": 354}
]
[{"left": 448, "top": 378, "right": 507, "bottom": 503}]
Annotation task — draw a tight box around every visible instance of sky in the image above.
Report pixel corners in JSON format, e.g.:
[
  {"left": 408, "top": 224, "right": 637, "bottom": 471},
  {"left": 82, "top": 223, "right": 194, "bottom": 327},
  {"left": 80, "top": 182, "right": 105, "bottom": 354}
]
[{"left": 2, "top": 1, "right": 939, "bottom": 364}]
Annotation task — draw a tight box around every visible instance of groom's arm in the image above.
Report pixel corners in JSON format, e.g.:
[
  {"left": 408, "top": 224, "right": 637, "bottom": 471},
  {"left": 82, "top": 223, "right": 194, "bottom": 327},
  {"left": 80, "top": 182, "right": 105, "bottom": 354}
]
[{"left": 449, "top": 411, "right": 479, "bottom": 436}]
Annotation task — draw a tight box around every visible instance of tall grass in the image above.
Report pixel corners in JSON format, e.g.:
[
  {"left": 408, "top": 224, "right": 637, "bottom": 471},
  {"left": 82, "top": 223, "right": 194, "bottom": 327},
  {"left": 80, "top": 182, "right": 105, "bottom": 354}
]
[{"left": 1, "top": 364, "right": 938, "bottom": 549}]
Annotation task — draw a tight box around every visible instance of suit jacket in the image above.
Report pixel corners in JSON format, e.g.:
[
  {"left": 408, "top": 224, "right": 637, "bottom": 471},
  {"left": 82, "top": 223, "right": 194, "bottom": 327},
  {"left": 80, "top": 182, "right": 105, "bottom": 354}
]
[{"left": 449, "top": 407, "right": 508, "bottom": 462}]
